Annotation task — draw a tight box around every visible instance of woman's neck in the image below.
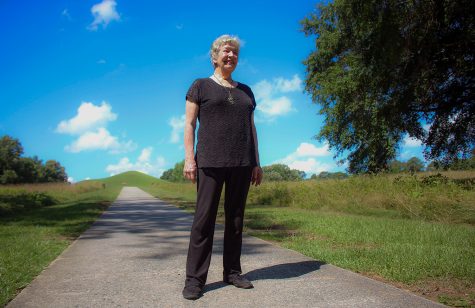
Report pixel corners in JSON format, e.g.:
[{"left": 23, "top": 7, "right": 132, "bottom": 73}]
[{"left": 214, "top": 68, "right": 232, "bottom": 81}]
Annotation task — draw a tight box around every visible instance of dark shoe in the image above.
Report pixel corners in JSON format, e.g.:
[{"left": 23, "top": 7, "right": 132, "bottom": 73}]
[
  {"left": 182, "top": 285, "right": 203, "bottom": 300},
  {"left": 223, "top": 274, "right": 254, "bottom": 289}
]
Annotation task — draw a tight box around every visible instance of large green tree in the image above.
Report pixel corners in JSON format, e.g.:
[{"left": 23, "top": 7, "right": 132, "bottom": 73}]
[{"left": 302, "top": 0, "right": 474, "bottom": 173}]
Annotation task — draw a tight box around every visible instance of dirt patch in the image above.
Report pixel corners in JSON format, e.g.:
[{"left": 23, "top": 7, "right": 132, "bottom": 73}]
[{"left": 362, "top": 273, "right": 475, "bottom": 307}]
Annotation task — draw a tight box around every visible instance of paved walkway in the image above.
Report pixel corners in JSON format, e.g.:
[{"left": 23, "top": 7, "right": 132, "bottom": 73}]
[{"left": 8, "top": 187, "right": 444, "bottom": 307}]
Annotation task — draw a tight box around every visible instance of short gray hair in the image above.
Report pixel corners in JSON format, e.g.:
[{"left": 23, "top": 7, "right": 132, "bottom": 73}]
[{"left": 210, "top": 34, "right": 241, "bottom": 68}]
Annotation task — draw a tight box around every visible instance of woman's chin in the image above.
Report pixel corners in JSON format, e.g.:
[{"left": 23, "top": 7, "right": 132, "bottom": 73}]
[{"left": 223, "top": 65, "right": 236, "bottom": 72}]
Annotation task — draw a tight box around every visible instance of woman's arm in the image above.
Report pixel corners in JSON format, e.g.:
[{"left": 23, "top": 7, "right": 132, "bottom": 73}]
[
  {"left": 251, "top": 112, "right": 263, "bottom": 186},
  {"left": 183, "top": 100, "right": 199, "bottom": 183}
]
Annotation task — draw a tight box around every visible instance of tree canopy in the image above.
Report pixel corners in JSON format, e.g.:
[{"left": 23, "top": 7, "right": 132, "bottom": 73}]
[
  {"left": 262, "top": 164, "right": 306, "bottom": 181},
  {"left": 0, "top": 135, "right": 67, "bottom": 184},
  {"left": 160, "top": 160, "right": 186, "bottom": 182},
  {"left": 302, "top": 0, "right": 474, "bottom": 173}
]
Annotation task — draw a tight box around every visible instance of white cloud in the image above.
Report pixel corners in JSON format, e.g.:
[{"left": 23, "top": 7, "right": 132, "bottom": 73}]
[
  {"left": 254, "top": 80, "right": 273, "bottom": 101},
  {"left": 106, "top": 147, "right": 167, "bottom": 177},
  {"left": 274, "top": 74, "right": 302, "bottom": 92},
  {"left": 284, "top": 158, "right": 333, "bottom": 175},
  {"left": 176, "top": 24, "right": 184, "bottom": 30},
  {"left": 138, "top": 147, "right": 152, "bottom": 162},
  {"left": 106, "top": 157, "right": 133, "bottom": 174},
  {"left": 88, "top": 0, "right": 120, "bottom": 31},
  {"left": 97, "top": 59, "right": 106, "bottom": 64},
  {"left": 169, "top": 114, "right": 185, "bottom": 143},
  {"left": 253, "top": 75, "right": 302, "bottom": 119},
  {"left": 295, "top": 142, "right": 331, "bottom": 156},
  {"left": 280, "top": 142, "right": 331, "bottom": 162},
  {"left": 404, "top": 136, "right": 422, "bottom": 147},
  {"left": 257, "top": 96, "right": 293, "bottom": 117},
  {"left": 65, "top": 128, "right": 136, "bottom": 153},
  {"left": 57, "top": 101, "right": 135, "bottom": 154},
  {"left": 67, "top": 176, "right": 74, "bottom": 183},
  {"left": 275, "top": 142, "right": 333, "bottom": 176},
  {"left": 56, "top": 101, "right": 117, "bottom": 135}
]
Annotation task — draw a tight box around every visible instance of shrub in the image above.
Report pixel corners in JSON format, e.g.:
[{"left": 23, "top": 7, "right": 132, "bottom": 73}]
[{"left": 0, "top": 190, "right": 57, "bottom": 212}]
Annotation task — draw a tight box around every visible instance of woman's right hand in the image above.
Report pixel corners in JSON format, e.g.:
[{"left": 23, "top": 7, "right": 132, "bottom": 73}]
[{"left": 183, "top": 159, "right": 197, "bottom": 183}]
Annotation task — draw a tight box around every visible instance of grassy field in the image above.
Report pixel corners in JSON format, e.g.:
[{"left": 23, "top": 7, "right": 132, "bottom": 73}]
[
  {"left": 1, "top": 170, "right": 474, "bottom": 307},
  {"left": 0, "top": 181, "right": 122, "bottom": 306},
  {"left": 141, "top": 170, "right": 475, "bottom": 307}
]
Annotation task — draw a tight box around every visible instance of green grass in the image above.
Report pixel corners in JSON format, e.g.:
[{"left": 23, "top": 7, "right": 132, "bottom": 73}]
[
  {"left": 2, "top": 170, "right": 474, "bottom": 307},
  {"left": 0, "top": 181, "right": 122, "bottom": 306},
  {"left": 142, "top": 170, "right": 475, "bottom": 306},
  {"left": 247, "top": 172, "right": 475, "bottom": 224},
  {"left": 243, "top": 206, "right": 475, "bottom": 282}
]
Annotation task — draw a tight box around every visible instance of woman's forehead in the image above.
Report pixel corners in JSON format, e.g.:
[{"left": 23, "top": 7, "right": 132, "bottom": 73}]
[{"left": 220, "top": 43, "right": 239, "bottom": 51}]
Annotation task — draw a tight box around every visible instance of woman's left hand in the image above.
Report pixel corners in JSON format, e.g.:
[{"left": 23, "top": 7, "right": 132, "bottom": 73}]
[{"left": 251, "top": 166, "right": 263, "bottom": 186}]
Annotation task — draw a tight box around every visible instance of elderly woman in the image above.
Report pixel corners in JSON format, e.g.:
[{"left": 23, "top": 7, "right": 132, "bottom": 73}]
[{"left": 182, "top": 34, "right": 263, "bottom": 300}]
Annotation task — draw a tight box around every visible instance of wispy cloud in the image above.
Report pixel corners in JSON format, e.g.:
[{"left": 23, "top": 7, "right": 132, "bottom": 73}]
[
  {"left": 176, "top": 24, "right": 184, "bottom": 30},
  {"left": 106, "top": 147, "right": 166, "bottom": 177},
  {"left": 253, "top": 74, "right": 302, "bottom": 120},
  {"left": 274, "top": 142, "right": 333, "bottom": 175},
  {"left": 61, "top": 9, "right": 72, "bottom": 20},
  {"left": 169, "top": 114, "right": 185, "bottom": 143},
  {"left": 88, "top": 0, "right": 120, "bottom": 31}
]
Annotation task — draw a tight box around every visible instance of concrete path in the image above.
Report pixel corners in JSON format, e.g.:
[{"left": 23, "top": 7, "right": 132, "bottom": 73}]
[{"left": 8, "top": 187, "right": 444, "bottom": 308}]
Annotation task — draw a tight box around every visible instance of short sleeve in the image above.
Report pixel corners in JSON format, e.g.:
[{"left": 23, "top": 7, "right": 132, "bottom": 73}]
[
  {"left": 250, "top": 90, "right": 256, "bottom": 111},
  {"left": 186, "top": 80, "right": 201, "bottom": 105},
  {"left": 242, "top": 84, "right": 256, "bottom": 111}
]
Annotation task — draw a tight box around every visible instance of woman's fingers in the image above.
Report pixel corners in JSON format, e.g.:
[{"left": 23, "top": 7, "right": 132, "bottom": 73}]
[
  {"left": 251, "top": 166, "right": 263, "bottom": 186},
  {"left": 183, "top": 160, "right": 197, "bottom": 184}
]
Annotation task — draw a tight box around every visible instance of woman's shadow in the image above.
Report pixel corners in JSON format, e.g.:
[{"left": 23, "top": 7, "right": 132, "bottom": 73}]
[{"left": 204, "top": 260, "right": 324, "bottom": 293}]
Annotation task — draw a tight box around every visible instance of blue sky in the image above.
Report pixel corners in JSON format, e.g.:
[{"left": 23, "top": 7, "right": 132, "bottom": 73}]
[{"left": 0, "top": 0, "right": 425, "bottom": 182}]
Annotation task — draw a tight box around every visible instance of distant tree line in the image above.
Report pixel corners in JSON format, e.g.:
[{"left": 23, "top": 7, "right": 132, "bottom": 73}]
[
  {"left": 427, "top": 156, "right": 475, "bottom": 172},
  {"left": 389, "top": 155, "right": 475, "bottom": 173},
  {"left": 160, "top": 154, "right": 475, "bottom": 183},
  {"left": 160, "top": 160, "right": 186, "bottom": 182},
  {"left": 0, "top": 135, "right": 67, "bottom": 184},
  {"left": 310, "top": 171, "right": 348, "bottom": 180},
  {"left": 160, "top": 162, "right": 307, "bottom": 182},
  {"left": 388, "top": 157, "right": 426, "bottom": 174},
  {"left": 262, "top": 164, "right": 305, "bottom": 181}
]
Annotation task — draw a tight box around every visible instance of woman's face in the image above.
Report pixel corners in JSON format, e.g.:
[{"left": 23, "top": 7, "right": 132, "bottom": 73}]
[{"left": 214, "top": 43, "right": 239, "bottom": 73}]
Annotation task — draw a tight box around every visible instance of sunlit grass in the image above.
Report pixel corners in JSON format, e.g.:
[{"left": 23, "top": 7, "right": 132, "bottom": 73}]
[
  {"left": 0, "top": 181, "right": 121, "bottom": 306},
  {"left": 146, "top": 170, "right": 475, "bottom": 306},
  {"left": 1, "top": 170, "right": 474, "bottom": 306}
]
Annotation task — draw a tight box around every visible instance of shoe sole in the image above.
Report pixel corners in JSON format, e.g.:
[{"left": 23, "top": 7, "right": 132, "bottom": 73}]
[{"left": 223, "top": 280, "right": 254, "bottom": 289}]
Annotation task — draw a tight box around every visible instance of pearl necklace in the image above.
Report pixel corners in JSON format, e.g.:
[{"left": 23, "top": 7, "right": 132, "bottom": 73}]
[{"left": 213, "top": 74, "right": 235, "bottom": 104}]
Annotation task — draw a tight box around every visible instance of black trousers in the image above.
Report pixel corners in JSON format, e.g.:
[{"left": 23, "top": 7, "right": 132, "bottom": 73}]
[{"left": 185, "top": 166, "right": 253, "bottom": 287}]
